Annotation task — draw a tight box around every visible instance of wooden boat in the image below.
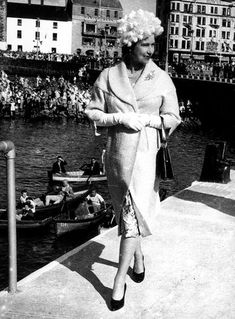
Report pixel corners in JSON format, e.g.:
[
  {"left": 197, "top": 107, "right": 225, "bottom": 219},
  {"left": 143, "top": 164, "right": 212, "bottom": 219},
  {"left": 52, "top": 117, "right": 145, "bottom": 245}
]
[
  {"left": 34, "top": 187, "right": 90, "bottom": 219},
  {"left": 54, "top": 205, "right": 109, "bottom": 236},
  {"left": 0, "top": 216, "right": 52, "bottom": 231},
  {"left": 51, "top": 171, "right": 107, "bottom": 183}
]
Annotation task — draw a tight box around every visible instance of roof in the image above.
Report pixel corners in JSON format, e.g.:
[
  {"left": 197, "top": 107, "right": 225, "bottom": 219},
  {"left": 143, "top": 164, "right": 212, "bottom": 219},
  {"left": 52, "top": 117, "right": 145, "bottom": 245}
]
[
  {"left": 7, "top": 1, "right": 73, "bottom": 21},
  {"left": 73, "top": 0, "right": 122, "bottom": 10}
]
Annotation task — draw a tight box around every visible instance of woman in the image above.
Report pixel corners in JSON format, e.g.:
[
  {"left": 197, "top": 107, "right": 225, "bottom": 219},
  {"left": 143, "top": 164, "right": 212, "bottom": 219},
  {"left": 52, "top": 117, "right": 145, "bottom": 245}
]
[{"left": 86, "top": 10, "right": 181, "bottom": 311}]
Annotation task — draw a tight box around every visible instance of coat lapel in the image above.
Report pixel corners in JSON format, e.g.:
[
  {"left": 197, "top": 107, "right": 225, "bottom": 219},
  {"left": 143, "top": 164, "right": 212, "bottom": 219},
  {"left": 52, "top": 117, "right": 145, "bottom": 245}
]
[
  {"left": 134, "top": 59, "right": 161, "bottom": 101},
  {"left": 108, "top": 62, "right": 138, "bottom": 112}
]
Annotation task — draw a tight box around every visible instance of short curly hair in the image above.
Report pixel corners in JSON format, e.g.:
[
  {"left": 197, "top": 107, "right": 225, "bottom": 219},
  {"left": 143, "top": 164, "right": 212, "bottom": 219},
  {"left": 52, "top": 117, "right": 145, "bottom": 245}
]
[{"left": 117, "top": 9, "right": 164, "bottom": 47}]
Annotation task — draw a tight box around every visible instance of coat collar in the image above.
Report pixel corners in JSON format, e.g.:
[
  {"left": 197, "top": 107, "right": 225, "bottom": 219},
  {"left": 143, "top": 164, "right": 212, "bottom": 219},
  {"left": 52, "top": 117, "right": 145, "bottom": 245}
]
[
  {"left": 108, "top": 59, "right": 161, "bottom": 111},
  {"left": 108, "top": 61, "right": 137, "bottom": 111}
]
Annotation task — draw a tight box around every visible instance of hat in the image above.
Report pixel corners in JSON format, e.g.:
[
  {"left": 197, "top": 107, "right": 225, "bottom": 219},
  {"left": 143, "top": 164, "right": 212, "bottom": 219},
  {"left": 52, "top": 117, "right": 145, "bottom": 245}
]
[{"left": 117, "top": 9, "right": 163, "bottom": 47}]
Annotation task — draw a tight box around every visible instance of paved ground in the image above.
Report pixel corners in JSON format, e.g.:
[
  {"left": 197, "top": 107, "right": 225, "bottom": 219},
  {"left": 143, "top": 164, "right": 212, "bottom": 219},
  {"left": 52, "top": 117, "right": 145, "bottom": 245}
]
[{"left": 1, "top": 171, "right": 235, "bottom": 318}]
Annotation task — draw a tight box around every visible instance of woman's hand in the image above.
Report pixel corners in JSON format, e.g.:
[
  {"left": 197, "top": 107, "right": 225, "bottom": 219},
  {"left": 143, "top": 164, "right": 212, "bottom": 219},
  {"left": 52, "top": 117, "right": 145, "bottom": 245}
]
[
  {"left": 116, "top": 113, "right": 146, "bottom": 131},
  {"left": 137, "top": 114, "right": 162, "bottom": 129}
]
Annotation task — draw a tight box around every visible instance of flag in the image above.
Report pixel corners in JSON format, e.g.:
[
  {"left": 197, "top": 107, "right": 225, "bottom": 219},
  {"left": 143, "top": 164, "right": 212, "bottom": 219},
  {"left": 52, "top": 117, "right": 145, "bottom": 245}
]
[{"left": 209, "top": 24, "right": 219, "bottom": 29}]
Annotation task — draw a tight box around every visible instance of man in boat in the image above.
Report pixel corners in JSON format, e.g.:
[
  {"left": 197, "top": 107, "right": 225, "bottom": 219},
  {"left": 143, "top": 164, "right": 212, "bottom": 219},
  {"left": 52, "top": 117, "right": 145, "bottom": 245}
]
[
  {"left": 86, "top": 188, "right": 106, "bottom": 213},
  {"left": 20, "top": 197, "right": 36, "bottom": 220},
  {"left": 18, "top": 189, "right": 28, "bottom": 208},
  {"left": 81, "top": 158, "right": 101, "bottom": 176},
  {"left": 52, "top": 156, "right": 67, "bottom": 174},
  {"left": 45, "top": 180, "right": 73, "bottom": 206}
]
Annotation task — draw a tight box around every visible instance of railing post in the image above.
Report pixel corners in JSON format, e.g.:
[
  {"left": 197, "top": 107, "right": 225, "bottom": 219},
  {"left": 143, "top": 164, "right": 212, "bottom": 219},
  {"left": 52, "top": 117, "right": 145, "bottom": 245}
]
[{"left": 0, "top": 141, "right": 17, "bottom": 294}]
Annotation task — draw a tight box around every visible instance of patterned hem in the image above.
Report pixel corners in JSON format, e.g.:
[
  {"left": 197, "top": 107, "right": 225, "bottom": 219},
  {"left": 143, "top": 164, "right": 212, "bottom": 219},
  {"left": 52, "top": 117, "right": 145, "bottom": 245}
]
[{"left": 120, "top": 191, "right": 140, "bottom": 238}]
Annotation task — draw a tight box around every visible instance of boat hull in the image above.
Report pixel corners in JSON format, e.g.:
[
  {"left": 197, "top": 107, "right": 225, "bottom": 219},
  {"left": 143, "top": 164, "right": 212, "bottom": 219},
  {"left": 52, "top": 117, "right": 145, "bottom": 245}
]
[
  {"left": 55, "top": 211, "right": 106, "bottom": 236},
  {"left": 51, "top": 171, "right": 107, "bottom": 183},
  {"left": 0, "top": 217, "right": 52, "bottom": 231}
]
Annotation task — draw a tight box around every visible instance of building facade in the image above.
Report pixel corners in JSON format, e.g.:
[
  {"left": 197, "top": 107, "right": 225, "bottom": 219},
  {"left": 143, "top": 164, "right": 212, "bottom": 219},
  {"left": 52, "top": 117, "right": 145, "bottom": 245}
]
[
  {"left": 169, "top": 0, "right": 235, "bottom": 62},
  {"left": 0, "top": 0, "right": 7, "bottom": 50},
  {"left": 6, "top": 0, "right": 73, "bottom": 54},
  {"left": 72, "top": 0, "right": 123, "bottom": 57}
]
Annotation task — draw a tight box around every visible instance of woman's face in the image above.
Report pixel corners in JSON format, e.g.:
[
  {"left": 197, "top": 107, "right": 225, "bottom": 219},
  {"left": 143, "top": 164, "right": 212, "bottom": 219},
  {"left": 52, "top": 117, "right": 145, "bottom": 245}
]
[{"left": 131, "top": 35, "right": 155, "bottom": 66}]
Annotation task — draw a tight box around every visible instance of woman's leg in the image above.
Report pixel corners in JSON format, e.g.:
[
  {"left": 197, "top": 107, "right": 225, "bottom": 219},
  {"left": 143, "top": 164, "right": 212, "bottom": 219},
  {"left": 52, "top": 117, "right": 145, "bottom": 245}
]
[
  {"left": 133, "top": 237, "right": 144, "bottom": 274},
  {"left": 112, "top": 236, "right": 138, "bottom": 300}
]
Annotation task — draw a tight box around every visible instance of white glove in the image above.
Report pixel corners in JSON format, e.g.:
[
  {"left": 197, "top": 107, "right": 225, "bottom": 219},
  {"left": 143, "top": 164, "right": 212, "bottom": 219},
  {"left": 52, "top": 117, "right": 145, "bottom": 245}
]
[
  {"left": 115, "top": 113, "right": 146, "bottom": 131},
  {"left": 137, "top": 114, "right": 162, "bottom": 129}
]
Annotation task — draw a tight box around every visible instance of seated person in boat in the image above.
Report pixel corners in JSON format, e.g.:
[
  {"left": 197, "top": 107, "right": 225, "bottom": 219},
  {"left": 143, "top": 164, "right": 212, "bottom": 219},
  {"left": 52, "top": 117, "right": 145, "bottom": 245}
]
[
  {"left": 20, "top": 197, "right": 36, "bottom": 220},
  {"left": 86, "top": 189, "right": 105, "bottom": 213},
  {"left": 45, "top": 180, "right": 73, "bottom": 205},
  {"left": 52, "top": 156, "right": 67, "bottom": 174},
  {"left": 81, "top": 158, "right": 101, "bottom": 175},
  {"left": 18, "top": 189, "right": 28, "bottom": 208}
]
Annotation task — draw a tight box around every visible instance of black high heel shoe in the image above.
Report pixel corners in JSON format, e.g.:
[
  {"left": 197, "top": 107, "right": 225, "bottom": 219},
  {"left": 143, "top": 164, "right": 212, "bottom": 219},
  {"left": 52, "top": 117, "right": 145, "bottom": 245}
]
[
  {"left": 132, "top": 256, "right": 145, "bottom": 283},
  {"left": 110, "top": 283, "right": 127, "bottom": 311}
]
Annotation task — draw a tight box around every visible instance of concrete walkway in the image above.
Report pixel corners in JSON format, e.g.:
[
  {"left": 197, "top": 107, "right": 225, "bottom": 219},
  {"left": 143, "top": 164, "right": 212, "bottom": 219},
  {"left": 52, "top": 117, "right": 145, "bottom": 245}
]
[{"left": 1, "top": 172, "right": 235, "bottom": 318}]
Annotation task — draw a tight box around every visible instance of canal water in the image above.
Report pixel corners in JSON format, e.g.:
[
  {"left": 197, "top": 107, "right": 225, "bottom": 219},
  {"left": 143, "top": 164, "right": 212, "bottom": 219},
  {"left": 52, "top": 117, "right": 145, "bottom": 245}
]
[{"left": 0, "top": 119, "right": 234, "bottom": 290}]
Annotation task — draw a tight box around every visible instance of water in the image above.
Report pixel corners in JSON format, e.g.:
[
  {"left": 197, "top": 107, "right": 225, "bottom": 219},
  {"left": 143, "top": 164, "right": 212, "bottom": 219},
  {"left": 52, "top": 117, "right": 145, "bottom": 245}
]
[{"left": 0, "top": 119, "right": 234, "bottom": 290}]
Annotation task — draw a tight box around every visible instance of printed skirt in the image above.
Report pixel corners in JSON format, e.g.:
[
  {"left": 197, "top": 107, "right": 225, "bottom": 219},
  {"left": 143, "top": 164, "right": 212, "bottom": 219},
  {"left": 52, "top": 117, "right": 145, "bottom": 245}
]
[{"left": 120, "top": 191, "right": 140, "bottom": 238}]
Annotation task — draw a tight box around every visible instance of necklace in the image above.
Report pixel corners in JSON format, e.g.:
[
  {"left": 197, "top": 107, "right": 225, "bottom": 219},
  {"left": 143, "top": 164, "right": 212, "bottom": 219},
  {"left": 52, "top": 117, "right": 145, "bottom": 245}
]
[{"left": 127, "top": 68, "right": 144, "bottom": 87}]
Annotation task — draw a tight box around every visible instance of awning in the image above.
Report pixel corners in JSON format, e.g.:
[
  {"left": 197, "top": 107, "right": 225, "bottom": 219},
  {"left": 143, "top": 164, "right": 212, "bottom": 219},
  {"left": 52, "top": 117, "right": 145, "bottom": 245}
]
[{"left": 193, "top": 55, "right": 205, "bottom": 60}]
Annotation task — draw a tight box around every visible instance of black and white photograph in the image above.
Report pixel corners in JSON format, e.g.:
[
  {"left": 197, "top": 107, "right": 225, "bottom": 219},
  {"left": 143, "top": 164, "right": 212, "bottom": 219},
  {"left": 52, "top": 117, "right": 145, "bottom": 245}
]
[{"left": 0, "top": 0, "right": 234, "bottom": 317}]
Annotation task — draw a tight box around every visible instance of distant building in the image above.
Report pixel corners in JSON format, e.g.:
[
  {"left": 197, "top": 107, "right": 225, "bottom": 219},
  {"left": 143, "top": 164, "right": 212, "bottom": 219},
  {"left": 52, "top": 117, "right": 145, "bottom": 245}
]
[
  {"left": 6, "top": 0, "right": 73, "bottom": 54},
  {"left": 168, "top": 0, "right": 235, "bottom": 63},
  {"left": 72, "top": 0, "right": 123, "bottom": 57},
  {"left": 0, "top": 0, "right": 7, "bottom": 50},
  {"left": 119, "top": 0, "right": 156, "bottom": 15}
]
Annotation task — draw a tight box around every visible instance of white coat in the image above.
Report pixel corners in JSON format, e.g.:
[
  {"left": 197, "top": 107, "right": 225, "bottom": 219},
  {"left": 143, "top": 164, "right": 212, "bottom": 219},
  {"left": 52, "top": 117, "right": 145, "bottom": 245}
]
[{"left": 86, "top": 59, "right": 181, "bottom": 237}]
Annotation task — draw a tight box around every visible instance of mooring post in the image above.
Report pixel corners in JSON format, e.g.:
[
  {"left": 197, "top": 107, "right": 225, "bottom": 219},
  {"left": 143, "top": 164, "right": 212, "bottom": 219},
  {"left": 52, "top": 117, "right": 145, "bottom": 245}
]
[{"left": 0, "top": 141, "right": 17, "bottom": 294}]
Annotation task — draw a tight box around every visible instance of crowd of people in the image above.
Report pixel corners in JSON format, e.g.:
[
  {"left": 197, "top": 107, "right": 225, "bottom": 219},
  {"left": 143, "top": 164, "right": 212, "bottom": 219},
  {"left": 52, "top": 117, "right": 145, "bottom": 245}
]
[
  {"left": 0, "top": 49, "right": 119, "bottom": 69},
  {"left": 169, "top": 60, "right": 235, "bottom": 79},
  {"left": 0, "top": 70, "right": 92, "bottom": 121}
]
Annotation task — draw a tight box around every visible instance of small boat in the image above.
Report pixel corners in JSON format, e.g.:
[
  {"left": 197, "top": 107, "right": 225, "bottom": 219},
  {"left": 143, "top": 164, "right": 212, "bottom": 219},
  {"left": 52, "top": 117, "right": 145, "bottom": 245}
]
[
  {"left": 51, "top": 171, "right": 107, "bottom": 183},
  {"left": 34, "top": 187, "right": 90, "bottom": 219},
  {"left": 54, "top": 204, "right": 109, "bottom": 236},
  {"left": 0, "top": 216, "right": 53, "bottom": 231}
]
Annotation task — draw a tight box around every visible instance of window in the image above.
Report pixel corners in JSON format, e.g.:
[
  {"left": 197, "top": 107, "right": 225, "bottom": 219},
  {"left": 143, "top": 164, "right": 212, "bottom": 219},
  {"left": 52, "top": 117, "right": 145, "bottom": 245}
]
[
  {"left": 176, "top": 3, "right": 180, "bottom": 11},
  {"left": 86, "top": 24, "right": 95, "bottom": 33},
  {"left": 196, "top": 41, "right": 200, "bottom": 50},
  {"left": 17, "top": 19, "right": 22, "bottom": 26},
  {"left": 201, "top": 42, "right": 204, "bottom": 51},
  {"left": 53, "top": 22, "right": 58, "bottom": 29},
  {"left": 175, "top": 40, "right": 178, "bottom": 48},
  {"left": 170, "top": 14, "right": 175, "bottom": 23},
  {"left": 184, "top": 4, "right": 188, "bottom": 12},
  {"left": 222, "top": 8, "right": 226, "bottom": 16},
  {"left": 222, "top": 19, "right": 226, "bottom": 27},
  {"left": 182, "top": 28, "right": 187, "bottom": 36},
  {"left": 35, "top": 31, "right": 40, "bottom": 40},
  {"left": 82, "top": 37, "right": 95, "bottom": 46},
  {"left": 197, "top": 5, "right": 201, "bottom": 13},
  {"left": 17, "top": 30, "right": 22, "bottom": 38},
  {"left": 114, "top": 11, "right": 118, "bottom": 18},
  {"left": 170, "top": 27, "right": 174, "bottom": 35},
  {"left": 17, "top": 45, "right": 22, "bottom": 51},
  {"left": 175, "top": 27, "right": 179, "bottom": 35},
  {"left": 182, "top": 40, "right": 186, "bottom": 49},
  {"left": 170, "top": 39, "right": 174, "bottom": 48},
  {"left": 81, "top": 7, "right": 85, "bottom": 14},
  {"left": 196, "top": 29, "right": 200, "bottom": 37},
  {"left": 187, "top": 41, "right": 190, "bottom": 50},
  {"left": 53, "top": 33, "right": 57, "bottom": 41},
  {"left": 234, "top": 33, "right": 235, "bottom": 41},
  {"left": 95, "top": 8, "right": 98, "bottom": 16},
  {"left": 171, "top": 2, "right": 175, "bottom": 10},
  {"left": 106, "top": 10, "right": 110, "bottom": 18},
  {"left": 233, "top": 44, "right": 235, "bottom": 52},
  {"left": 176, "top": 15, "right": 179, "bottom": 23},
  {"left": 202, "top": 6, "right": 206, "bottom": 14},
  {"left": 183, "top": 15, "right": 187, "bottom": 23},
  {"left": 35, "top": 19, "right": 40, "bottom": 28},
  {"left": 227, "top": 32, "right": 230, "bottom": 40},
  {"left": 202, "top": 17, "right": 206, "bottom": 25},
  {"left": 228, "top": 21, "right": 231, "bottom": 28},
  {"left": 51, "top": 47, "right": 57, "bottom": 53},
  {"left": 7, "top": 44, "right": 12, "bottom": 50},
  {"left": 222, "top": 31, "right": 226, "bottom": 39},
  {"left": 197, "top": 17, "right": 201, "bottom": 25}
]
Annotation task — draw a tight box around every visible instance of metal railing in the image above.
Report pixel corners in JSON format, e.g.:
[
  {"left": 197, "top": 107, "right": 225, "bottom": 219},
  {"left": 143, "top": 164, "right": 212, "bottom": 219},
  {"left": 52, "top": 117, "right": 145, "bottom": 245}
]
[{"left": 0, "top": 141, "right": 17, "bottom": 294}]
